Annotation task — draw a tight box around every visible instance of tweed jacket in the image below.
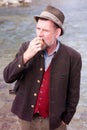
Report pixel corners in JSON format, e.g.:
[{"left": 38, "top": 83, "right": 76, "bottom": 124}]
[{"left": 3, "top": 41, "right": 82, "bottom": 130}]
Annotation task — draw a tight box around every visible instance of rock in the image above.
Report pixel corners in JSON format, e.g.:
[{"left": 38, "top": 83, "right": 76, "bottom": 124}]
[
  {"left": 0, "top": 0, "right": 32, "bottom": 6},
  {"left": 24, "top": 0, "right": 32, "bottom": 3},
  {"left": 22, "top": 0, "right": 32, "bottom": 6},
  {"left": 8, "top": 0, "right": 20, "bottom": 6},
  {"left": 0, "top": 0, "right": 19, "bottom": 6}
]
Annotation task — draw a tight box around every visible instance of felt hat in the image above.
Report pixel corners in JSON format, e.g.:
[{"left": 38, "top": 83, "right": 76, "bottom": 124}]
[{"left": 34, "top": 5, "right": 65, "bottom": 35}]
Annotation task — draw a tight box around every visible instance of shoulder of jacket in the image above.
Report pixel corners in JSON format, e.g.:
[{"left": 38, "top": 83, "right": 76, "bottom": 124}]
[
  {"left": 60, "top": 42, "right": 81, "bottom": 59},
  {"left": 22, "top": 41, "right": 30, "bottom": 49}
]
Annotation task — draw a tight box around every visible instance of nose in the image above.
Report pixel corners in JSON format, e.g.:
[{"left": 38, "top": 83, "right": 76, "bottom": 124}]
[{"left": 38, "top": 30, "right": 44, "bottom": 37}]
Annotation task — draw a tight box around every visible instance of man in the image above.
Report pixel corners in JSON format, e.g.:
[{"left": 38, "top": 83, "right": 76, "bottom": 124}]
[{"left": 3, "top": 5, "right": 82, "bottom": 130}]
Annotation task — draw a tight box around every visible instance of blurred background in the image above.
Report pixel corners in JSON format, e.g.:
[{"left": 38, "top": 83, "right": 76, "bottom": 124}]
[{"left": 0, "top": 0, "right": 87, "bottom": 130}]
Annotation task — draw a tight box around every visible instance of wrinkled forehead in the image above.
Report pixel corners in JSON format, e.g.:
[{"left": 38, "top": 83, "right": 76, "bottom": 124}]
[{"left": 36, "top": 18, "right": 56, "bottom": 29}]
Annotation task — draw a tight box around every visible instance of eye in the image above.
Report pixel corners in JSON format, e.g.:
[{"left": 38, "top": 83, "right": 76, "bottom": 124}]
[{"left": 43, "top": 29, "right": 49, "bottom": 32}]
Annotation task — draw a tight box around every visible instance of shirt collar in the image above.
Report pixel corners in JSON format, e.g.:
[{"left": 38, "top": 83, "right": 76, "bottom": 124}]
[{"left": 44, "top": 40, "right": 60, "bottom": 56}]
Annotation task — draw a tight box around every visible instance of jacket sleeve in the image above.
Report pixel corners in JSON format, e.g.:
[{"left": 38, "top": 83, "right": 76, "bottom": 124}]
[
  {"left": 3, "top": 42, "right": 29, "bottom": 83},
  {"left": 62, "top": 52, "right": 82, "bottom": 124}
]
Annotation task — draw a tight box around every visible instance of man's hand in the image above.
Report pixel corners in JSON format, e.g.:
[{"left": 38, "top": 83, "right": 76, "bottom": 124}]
[{"left": 23, "top": 37, "right": 43, "bottom": 64}]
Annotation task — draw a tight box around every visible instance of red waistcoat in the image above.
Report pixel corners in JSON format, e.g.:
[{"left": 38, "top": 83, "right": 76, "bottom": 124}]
[{"left": 34, "top": 66, "right": 50, "bottom": 118}]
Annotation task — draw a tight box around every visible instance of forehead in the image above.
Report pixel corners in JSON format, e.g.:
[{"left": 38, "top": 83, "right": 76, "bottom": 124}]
[{"left": 36, "top": 19, "right": 55, "bottom": 28}]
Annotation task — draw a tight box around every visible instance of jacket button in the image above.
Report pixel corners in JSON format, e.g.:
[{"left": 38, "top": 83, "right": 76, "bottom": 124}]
[
  {"left": 37, "top": 80, "right": 40, "bottom": 83},
  {"left": 34, "top": 93, "right": 37, "bottom": 96},
  {"left": 41, "top": 54, "right": 44, "bottom": 58},
  {"left": 40, "top": 68, "right": 43, "bottom": 71},
  {"left": 31, "top": 105, "right": 34, "bottom": 108},
  {"left": 18, "top": 64, "right": 21, "bottom": 68}
]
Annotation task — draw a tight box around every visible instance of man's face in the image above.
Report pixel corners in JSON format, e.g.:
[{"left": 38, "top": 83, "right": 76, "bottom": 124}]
[{"left": 36, "top": 19, "right": 60, "bottom": 47}]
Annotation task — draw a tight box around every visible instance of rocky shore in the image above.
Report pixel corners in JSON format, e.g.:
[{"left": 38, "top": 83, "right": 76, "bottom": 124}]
[
  {"left": 0, "top": 79, "right": 21, "bottom": 130},
  {"left": 0, "top": 0, "right": 32, "bottom": 7}
]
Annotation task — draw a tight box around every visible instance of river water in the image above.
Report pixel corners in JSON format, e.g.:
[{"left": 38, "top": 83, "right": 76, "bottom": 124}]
[{"left": 0, "top": 0, "right": 87, "bottom": 130}]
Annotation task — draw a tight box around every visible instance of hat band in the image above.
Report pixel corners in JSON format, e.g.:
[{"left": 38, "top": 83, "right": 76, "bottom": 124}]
[{"left": 40, "top": 11, "right": 62, "bottom": 27}]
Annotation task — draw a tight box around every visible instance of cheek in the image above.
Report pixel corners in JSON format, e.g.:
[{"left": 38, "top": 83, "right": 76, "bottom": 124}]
[
  {"left": 44, "top": 35, "right": 51, "bottom": 43},
  {"left": 44, "top": 32, "right": 52, "bottom": 40},
  {"left": 46, "top": 33, "right": 55, "bottom": 41},
  {"left": 44, "top": 35, "right": 55, "bottom": 45}
]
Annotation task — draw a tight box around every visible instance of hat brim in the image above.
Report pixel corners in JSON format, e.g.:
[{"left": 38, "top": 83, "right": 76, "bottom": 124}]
[{"left": 34, "top": 15, "right": 64, "bottom": 35}]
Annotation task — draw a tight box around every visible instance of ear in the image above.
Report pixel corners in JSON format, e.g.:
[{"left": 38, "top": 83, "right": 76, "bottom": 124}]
[{"left": 56, "top": 28, "right": 61, "bottom": 38}]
